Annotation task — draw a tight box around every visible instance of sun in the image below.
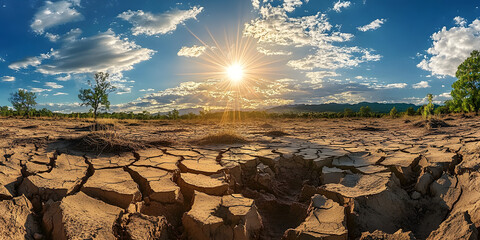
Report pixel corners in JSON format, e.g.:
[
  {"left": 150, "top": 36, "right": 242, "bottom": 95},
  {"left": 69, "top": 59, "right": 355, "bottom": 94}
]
[{"left": 226, "top": 63, "right": 244, "bottom": 83}]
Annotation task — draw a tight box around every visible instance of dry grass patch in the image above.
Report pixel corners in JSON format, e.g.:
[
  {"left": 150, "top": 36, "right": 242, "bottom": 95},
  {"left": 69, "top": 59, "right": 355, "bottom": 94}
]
[
  {"left": 193, "top": 131, "right": 248, "bottom": 145},
  {"left": 72, "top": 131, "right": 142, "bottom": 153},
  {"left": 70, "top": 127, "right": 172, "bottom": 153}
]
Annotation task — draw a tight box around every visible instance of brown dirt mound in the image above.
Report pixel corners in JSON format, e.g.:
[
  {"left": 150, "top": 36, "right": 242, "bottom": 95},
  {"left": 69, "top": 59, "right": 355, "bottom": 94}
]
[
  {"left": 265, "top": 130, "right": 289, "bottom": 137},
  {"left": 260, "top": 123, "right": 275, "bottom": 128},
  {"left": 413, "top": 119, "right": 451, "bottom": 129},
  {"left": 354, "top": 126, "right": 386, "bottom": 132},
  {"left": 193, "top": 132, "right": 248, "bottom": 145},
  {"left": 154, "top": 129, "right": 187, "bottom": 134}
]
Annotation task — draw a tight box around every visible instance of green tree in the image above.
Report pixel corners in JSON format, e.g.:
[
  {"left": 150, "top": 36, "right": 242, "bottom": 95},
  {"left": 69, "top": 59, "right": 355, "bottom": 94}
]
[
  {"left": 423, "top": 94, "right": 434, "bottom": 119},
  {"left": 343, "top": 108, "right": 354, "bottom": 118},
  {"left": 389, "top": 107, "right": 398, "bottom": 118},
  {"left": 358, "top": 106, "right": 372, "bottom": 117},
  {"left": 434, "top": 105, "right": 449, "bottom": 115},
  {"left": 451, "top": 50, "right": 480, "bottom": 114},
  {"left": 9, "top": 89, "right": 37, "bottom": 116},
  {"left": 167, "top": 109, "right": 180, "bottom": 120},
  {"left": 78, "top": 72, "right": 116, "bottom": 120},
  {"left": 405, "top": 107, "right": 416, "bottom": 116}
]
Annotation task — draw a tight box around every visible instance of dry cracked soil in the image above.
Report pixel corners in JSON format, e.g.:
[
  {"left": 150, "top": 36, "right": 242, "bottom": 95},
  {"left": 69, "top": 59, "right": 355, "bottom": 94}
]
[{"left": 1, "top": 116, "right": 480, "bottom": 240}]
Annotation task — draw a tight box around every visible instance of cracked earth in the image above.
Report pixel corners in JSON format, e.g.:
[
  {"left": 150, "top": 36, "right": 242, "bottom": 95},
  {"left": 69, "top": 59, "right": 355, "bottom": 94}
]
[{"left": 1, "top": 116, "right": 480, "bottom": 239}]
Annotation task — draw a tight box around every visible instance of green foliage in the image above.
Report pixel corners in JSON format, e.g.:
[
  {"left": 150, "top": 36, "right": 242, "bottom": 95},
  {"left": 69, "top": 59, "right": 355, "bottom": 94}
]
[
  {"left": 422, "top": 94, "right": 434, "bottom": 119},
  {"left": 358, "top": 106, "right": 372, "bottom": 117},
  {"left": 343, "top": 108, "right": 355, "bottom": 117},
  {"left": 9, "top": 89, "right": 37, "bottom": 116},
  {"left": 451, "top": 50, "right": 480, "bottom": 114},
  {"left": 434, "top": 105, "right": 449, "bottom": 115},
  {"left": 78, "top": 72, "right": 116, "bottom": 120},
  {"left": 405, "top": 107, "right": 416, "bottom": 116},
  {"left": 167, "top": 109, "right": 180, "bottom": 120},
  {"left": 389, "top": 107, "right": 398, "bottom": 118}
]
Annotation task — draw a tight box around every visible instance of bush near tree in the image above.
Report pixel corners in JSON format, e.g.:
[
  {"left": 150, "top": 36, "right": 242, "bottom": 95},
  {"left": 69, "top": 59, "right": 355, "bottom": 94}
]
[
  {"left": 389, "top": 107, "right": 398, "bottom": 118},
  {"left": 9, "top": 89, "right": 37, "bottom": 117},
  {"left": 450, "top": 50, "right": 480, "bottom": 115},
  {"left": 423, "top": 94, "right": 435, "bottom": 119}
]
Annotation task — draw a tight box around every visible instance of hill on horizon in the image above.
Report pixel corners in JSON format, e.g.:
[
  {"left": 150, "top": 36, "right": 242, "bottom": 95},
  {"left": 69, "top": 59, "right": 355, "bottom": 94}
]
[{"left": 267, "top": 102, "right": 422, "bottom": 114}]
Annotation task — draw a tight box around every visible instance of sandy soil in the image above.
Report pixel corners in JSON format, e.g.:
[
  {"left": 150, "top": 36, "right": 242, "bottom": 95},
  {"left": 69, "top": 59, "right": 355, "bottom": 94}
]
[{"left": 0, "top": 116, "right": 479, "bottom": 239}]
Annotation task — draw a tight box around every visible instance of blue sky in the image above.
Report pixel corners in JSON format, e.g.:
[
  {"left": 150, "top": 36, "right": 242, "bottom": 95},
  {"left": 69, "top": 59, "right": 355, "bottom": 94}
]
[{"left": 1, "top": 0, "right": 479, "bottom": 113}]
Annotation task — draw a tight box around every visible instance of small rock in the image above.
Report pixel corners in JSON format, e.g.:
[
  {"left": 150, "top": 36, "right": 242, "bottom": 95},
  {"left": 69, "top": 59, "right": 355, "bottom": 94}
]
[{"left": 411, "top": 191, "right": 421, "bottom": 200}]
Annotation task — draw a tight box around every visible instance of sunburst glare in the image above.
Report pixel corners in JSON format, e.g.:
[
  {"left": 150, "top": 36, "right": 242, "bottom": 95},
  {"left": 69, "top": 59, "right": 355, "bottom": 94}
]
[
  {"left": 226, "top": 63, "right": 244, "bottom": 83},
  {"left": 181, "top": 26, "right": 283, "bottom": 124}
]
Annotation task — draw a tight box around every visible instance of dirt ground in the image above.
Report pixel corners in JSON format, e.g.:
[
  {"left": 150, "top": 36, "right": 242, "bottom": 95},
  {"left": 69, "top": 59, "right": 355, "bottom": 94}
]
[{"left": 1, "top": 115, "right": 479, "bottom": 239}]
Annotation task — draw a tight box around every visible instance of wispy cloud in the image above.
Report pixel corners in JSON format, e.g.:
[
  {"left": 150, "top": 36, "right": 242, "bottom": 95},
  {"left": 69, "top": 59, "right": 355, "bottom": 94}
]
[
  {"left": 177, "top": 45, "right": 206, "bottom": 57},
  {"left": 256, "top": 47, "right": 292, "bottom": 56},
  {"left": 45, "top": 82, "right": 64, "bottom": 89},
  {"left": 118, "top": 6, "right": 203, "bottom": 36},
  {"left": 1, "top": 76, "right": 15, "bottom": 82},
  {"left": 357, "top": 18, "right": 386, "bottom": 32},
  {"left": 31, "top": 0, "right": 83, "bottom": 34},
  {"left": 412, "top": 81, "right": 430, "bottom": 89},
  {"left": 139, "top": 88, "right": 155, "bottom": 92},
  {"left": 333, "top": 0, "right": 351, "bottom": 13},
  {"left": 244, "top": 2, "right": 380, "bottom": 72},
  {"left": 11, "top": 30, "right": 155, "bottom": 75}
]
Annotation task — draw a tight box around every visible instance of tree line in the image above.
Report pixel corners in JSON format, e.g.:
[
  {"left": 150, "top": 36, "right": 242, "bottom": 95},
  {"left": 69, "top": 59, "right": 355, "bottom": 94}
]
[{"left": 2, "top": 50, "right": 480, "bottom": 120}]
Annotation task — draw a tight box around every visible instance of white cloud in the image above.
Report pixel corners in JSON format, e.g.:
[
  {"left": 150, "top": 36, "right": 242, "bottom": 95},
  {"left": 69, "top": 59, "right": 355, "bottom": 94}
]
[
  {"left": 372, "top": 83, "right": 407, "bottom": 89},
  {"left": 53, "top": 92, "right": 68, "bottom": 96},
  {"left": 333, "top": 0, "right": 351, "bottom": 13},
  {"left": 244, "top": 3, "right": 380, "bottom": 71},
  {"left": 288, "top": 47, "right": 380, "bottom": 70},
  {"left": 56, "top": 74, "right": 71, "bottom": 81},
  {"left": 9, "top": 56, "right": 46, "bottom": 70},
  {"left": 45, "top": 82, "right": 64, "bottom": 89},
  {"left": 252, "top": 0, "right": 260, "bottom": 9},
  {"left": 31, "top": 0, "right": 83, "bottom": 34},
  {"left": 357, "top": 18, "right": 386, "bottom": 32},
  {"left": 283, "top": 0, "right": 305, "bottom": 12},
  {"left": 256, "top": 46, "right": 292, "bottom": 56},
  {"left": 454, "top": 16, "right": 466, "bottom": 27},
  {"left": 412, "top": 80, "right": 430, "bottom": 89},
  {"left": 45, "top": 32, "right": 60, "bottom": 42},
  {"left": 118, "top": 6, "right": 203, "bottom": 36},
  {"left": 320, "top": 91, "right": 367, "bottom": 104},
  {"left": 418, "top": 18, "right": 480, "bottom": 77},
  {"left": 139, "top": 88, "right": 155, "bottom": 92},
  {"left": 31, "top": 88, "right": 51, "bottom": 93},
  {"left": 1, "top": 76, "right": 15, "bottom": 82},
  {"left": 437, "top": 92, "right": 451, "bottom": 100},
  {"left": 14, "top": 30, "right": 155, "bottom": 75},
  {"left": 177, "top": 45, "right": 206, "bottom": 57},
  {"left": 305, "top": 71, "right": 339, "bottom": 87}
]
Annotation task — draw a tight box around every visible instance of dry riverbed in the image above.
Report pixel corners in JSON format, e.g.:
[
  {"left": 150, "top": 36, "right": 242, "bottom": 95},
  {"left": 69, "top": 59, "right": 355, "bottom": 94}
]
[{"left": 0, "top": 116, "right": 479, "bottom": 239}]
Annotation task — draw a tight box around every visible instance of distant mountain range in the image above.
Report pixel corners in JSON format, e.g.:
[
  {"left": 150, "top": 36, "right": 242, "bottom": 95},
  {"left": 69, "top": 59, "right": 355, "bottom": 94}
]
[{"left": 267, "top": 102, "right": 421, "bottom": 113}]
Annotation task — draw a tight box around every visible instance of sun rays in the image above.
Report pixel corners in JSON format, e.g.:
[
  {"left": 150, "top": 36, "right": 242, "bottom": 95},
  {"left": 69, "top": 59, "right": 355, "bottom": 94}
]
[{"left": 180, "top": 25, "right": 284, "bottom": 124}]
